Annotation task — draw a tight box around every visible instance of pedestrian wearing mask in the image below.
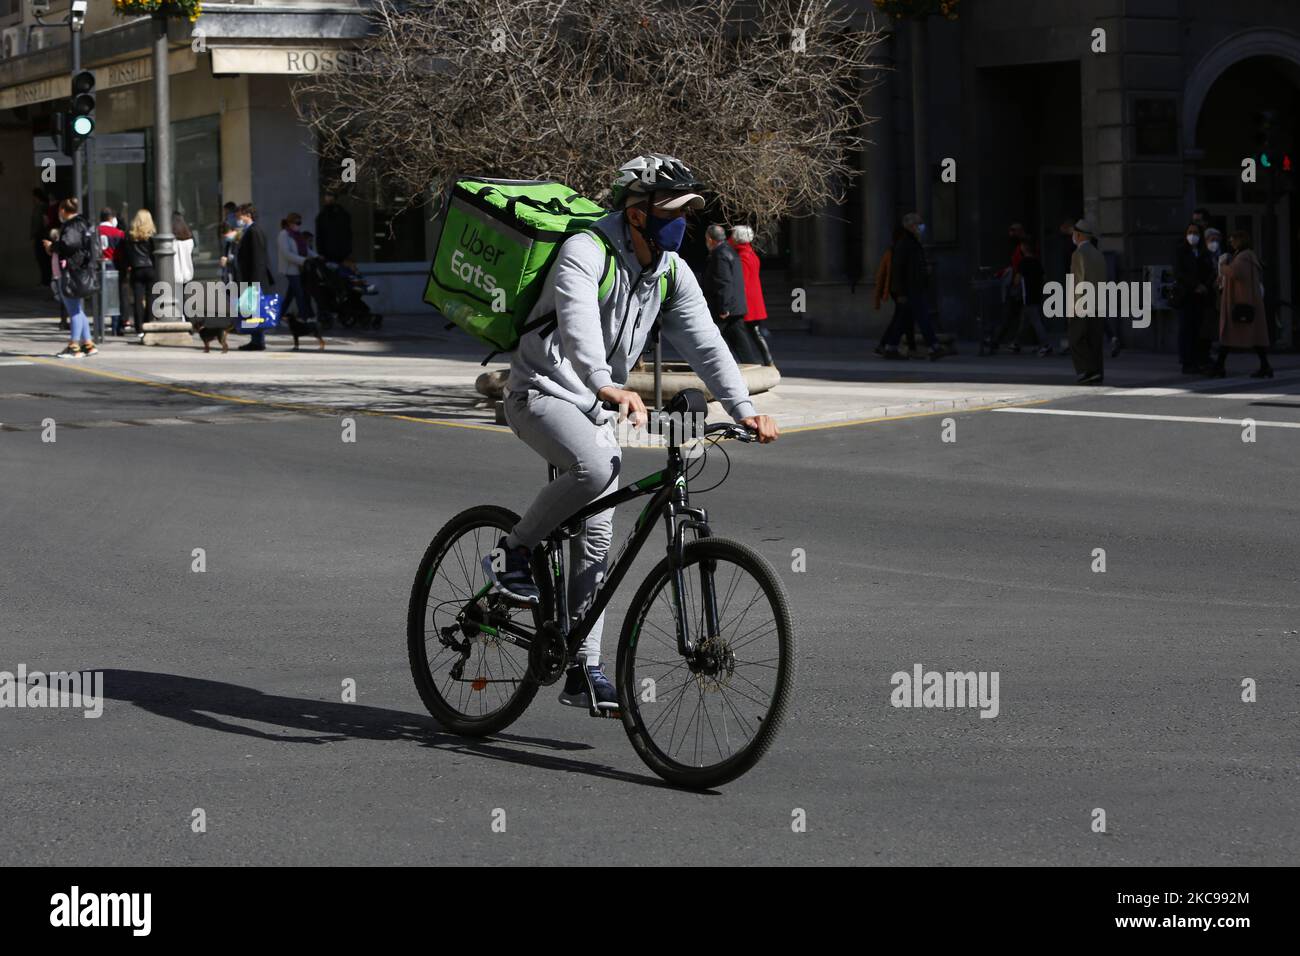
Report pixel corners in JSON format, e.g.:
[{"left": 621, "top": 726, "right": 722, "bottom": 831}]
[
  {"left": 235, "top": 203, "right": 274, "bottom": 351},
  {"left": 97, "top": 208, "right": 129, "bottom": 335},
  {"left": 1173, "top": 222, "right": 1214, "bottom": 374},
  {"left": 1201, "top": 226, "right": 1225, "bottom": 363},
  {"left": 277, "top": 213, "right": 318, "bottom": 340},
  {"left": 1209, "top": 231, "right": 1271, "bottom": 378},
  {"left": 45, "top": 197, "right": 100, "bottom": 358}
]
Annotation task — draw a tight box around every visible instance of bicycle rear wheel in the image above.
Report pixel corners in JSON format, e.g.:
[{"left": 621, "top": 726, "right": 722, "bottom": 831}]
[
  {"left": 616, "top": 538, "right": 794, "bottom": 789},
  {"left": 407, "top": 505, "right": 540, "bottom": 735}
]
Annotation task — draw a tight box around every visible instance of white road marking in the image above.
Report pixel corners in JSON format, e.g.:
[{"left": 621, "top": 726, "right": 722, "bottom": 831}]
[
  {"left": 0, "top": 359, "right": 33, "bottom": 367},
  {"left": 1108, "top": 387, "right": 1299, "bottom": 400},
  {"left": 993, "top": 407, "right": 1300, "bottom": 428}
]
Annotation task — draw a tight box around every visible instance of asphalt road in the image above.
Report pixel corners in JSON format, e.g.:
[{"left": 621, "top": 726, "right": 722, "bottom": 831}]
[{"left": 2, "top": 357, "right": 1297, "bottom": 865}]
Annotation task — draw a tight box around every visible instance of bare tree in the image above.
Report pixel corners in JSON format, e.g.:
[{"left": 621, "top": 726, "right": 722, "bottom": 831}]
[{"left": 293, "top": 0, "right": 884, "bottom": 236}]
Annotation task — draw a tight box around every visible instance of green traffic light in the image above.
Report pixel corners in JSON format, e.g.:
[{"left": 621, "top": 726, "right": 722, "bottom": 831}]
[
  {"left": 1261, "top": 153, "right": 1272, "bottom": 168},
  {"left": 72, "top": 115, "right": 94, "bottom": 137}
]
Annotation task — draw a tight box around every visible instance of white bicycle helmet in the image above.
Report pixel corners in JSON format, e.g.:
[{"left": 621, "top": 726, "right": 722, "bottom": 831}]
[{"left": 610, "top": 153, "right": 706, "bottom": 210}]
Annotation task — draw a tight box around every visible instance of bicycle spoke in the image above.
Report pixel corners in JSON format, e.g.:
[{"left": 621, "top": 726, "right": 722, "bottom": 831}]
[
  {"left": 714, "top": 682, "right": 760, "bottom": 742},
  {"left": 699, "top": 692, "right": 726, "bottom": 764},
  {"left": 415, "top": 519, "right": 534, "bottom": 725},
  {"left": 728, "top": 620, "right": 779, "bottom": 654}
]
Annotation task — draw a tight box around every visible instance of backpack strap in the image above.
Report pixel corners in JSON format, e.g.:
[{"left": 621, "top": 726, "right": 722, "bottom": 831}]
[
  {"left": 657, "top": 256, "right": 677, "bottom": 307},
  {"left": 581, "top": 229, "right": 616, "bottom": 301}
]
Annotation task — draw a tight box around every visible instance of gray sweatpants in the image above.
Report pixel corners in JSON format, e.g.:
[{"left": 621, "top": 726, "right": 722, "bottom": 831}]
[{"left": 502, "top": 388, "right": 621, "bottom": 666}]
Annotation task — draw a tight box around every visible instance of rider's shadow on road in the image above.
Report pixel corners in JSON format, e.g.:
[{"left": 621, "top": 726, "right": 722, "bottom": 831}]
[{"left": 94, "top": 670, "right": 684, "bottom": 789}]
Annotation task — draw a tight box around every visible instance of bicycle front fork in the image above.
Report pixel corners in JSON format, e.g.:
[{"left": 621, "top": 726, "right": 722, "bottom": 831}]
[{"left": 666, "top": 506, "right": 720, "bottom": 659}]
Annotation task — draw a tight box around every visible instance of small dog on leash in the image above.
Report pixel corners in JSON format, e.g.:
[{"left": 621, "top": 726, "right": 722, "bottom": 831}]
[
  {"left": 286, "top": 313, "right": 326, "bottom": 351},
  {"left": 191, "top": 320, "right": 229, "bottom": 353}
]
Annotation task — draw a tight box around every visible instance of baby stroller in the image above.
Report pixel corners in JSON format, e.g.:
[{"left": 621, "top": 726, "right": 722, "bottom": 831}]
[{"left": 302, "top": 257, "right": 382, "bottom": 330}]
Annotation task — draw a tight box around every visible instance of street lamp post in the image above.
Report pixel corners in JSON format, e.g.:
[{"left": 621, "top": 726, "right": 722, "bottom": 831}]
[{"left": 151, "top": 12, "right": 175, "bottom": 322}]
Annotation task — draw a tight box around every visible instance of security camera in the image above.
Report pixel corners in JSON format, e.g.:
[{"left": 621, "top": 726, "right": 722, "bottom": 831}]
[
  {"left": 30, "top": 1, "right": 52, "bottom": 17},
  {"left": 70, "top": 0, "right": 87, "bottom": 26}
]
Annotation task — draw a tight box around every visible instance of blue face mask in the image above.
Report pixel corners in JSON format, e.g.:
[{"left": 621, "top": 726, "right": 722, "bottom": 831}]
[{"left": 642, "top": 210, "right": 687, "bottom": 252}]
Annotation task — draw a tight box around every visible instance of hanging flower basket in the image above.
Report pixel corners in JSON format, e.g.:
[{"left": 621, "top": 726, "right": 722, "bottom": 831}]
[
  {"left": 113, "top": 0, "right": 203, "bottom": 23},
  {"left": 873, "top": 0, "right": 959, "bottom": 20}
]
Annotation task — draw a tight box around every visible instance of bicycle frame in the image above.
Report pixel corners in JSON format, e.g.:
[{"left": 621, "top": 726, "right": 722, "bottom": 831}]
[{"left": 492, "top": 440, "right": 721, "bottom": 665}]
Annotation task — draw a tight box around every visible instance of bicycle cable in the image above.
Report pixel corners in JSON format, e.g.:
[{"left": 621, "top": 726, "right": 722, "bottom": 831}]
[{"left": 684, "top": 432, "right": 732, "bottom": 495}]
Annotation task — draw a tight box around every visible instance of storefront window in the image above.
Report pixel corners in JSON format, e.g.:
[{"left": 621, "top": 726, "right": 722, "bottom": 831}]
[
  {"left": 97, "top": 115, "right": 222, "bottom": 271},
  {"left": 317, "top": 137, "right": 427, "bottom": 263},
  {"left": 337, "top": 179, "right": 428, "bottom": 264},
  {"left": 91, "top": 134, "right": 148, "bottom": 237},
  {"left": 171, "top": 115, "right": 222, "bottom": 268}
]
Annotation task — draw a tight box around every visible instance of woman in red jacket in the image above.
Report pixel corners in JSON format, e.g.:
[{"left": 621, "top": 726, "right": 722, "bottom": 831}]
[{"left": 729, "top": 225, "right": 774, "bottom": 366}]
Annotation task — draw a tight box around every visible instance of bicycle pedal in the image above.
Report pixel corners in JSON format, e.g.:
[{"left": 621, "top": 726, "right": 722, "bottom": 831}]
[
  {"left": 487, "top": 584, "right": 538, "bottom": 609},
  {"left": 589, "top": 707, "right": 621, "bottom": 719}
]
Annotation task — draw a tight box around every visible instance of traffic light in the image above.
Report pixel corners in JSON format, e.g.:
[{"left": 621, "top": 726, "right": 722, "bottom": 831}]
[
  {"left": 1255, "top": 109, "right": 1276, "bottom": 171},
  {"left": 64, "top": 69, "right": 95, "bottom": 156}
]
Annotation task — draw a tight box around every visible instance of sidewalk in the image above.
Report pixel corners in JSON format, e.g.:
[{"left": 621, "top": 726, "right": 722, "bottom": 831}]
[{"left": 3, "top": 288, "right": 1294, "bottom": 433}]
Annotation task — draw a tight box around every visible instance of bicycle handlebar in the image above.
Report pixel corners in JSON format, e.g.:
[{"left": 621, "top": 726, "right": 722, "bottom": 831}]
[
  {"left": 703, "top": 421, "right": 757, "bottom": 442},
  {"left": 598, "top": 402, "right": 758, "bottom": 442}
]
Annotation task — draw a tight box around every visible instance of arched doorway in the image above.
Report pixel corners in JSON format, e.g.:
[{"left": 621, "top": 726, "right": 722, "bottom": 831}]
[{"left": 1186, "top": 32, "right": 1300, "bottom": 348}]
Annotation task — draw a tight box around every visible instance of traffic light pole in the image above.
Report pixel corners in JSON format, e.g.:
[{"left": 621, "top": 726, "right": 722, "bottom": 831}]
[
  {"left": 68, "top": 16, "right": 104, "bottom": 342},
  {"left": 70, "top": 20, "right": 82, "bottom": 213}
]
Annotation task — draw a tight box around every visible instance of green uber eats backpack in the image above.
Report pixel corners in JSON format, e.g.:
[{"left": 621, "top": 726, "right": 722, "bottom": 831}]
[{"left": 423, "top": 176, "right": 676, "bottom": 366}]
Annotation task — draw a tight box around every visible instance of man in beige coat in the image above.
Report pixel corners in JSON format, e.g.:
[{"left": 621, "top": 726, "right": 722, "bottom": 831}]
[{"left": 1069, "top": 218, "right": 1107, "bottom": 384}]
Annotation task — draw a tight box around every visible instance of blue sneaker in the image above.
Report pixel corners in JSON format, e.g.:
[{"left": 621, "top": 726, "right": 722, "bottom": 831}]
[
  {"left": 482, "top": 536, "right": 540, "bottom": 607},
  {"left": 558, "top": 663, "right": 619, "bottom": 713}
]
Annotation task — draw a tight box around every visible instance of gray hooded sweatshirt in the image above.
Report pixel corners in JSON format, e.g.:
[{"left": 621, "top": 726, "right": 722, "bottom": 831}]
[{"left": 507, "top": 211, "right": 758, "bottom": 425}]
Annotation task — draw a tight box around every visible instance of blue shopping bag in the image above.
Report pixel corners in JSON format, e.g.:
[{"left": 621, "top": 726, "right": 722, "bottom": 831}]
[{"left": 238, "top": 292, "right": 282, "bottom": 333}]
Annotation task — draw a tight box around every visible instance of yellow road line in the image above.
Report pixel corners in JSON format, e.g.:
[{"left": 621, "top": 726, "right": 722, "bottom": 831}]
[{"left": 24, "top": 356, "right": 510, "bottom": 433}]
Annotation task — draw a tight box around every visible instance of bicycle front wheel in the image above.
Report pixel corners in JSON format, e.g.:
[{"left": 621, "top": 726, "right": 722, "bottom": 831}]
[{"left": 616, "top": 537, "right": 794, "bottom": 789}]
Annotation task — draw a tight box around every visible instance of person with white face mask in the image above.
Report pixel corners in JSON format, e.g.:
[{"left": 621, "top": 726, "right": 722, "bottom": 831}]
[
  {"left": 1173, "top": 222, "right": 1214, "bottom": 373},
  {"left": 1203, "top": 226, "right": 1225, "bottom": 357}
]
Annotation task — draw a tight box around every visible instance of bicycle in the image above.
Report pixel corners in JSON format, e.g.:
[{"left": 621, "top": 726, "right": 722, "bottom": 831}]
[{"left": 407, "top": 388, "right": 794, "bottom": 789}]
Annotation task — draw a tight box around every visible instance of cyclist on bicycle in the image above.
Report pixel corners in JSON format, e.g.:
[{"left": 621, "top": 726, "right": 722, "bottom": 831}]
[{"left": 484, "top": 152, "right": 779, "bottom": 713}]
